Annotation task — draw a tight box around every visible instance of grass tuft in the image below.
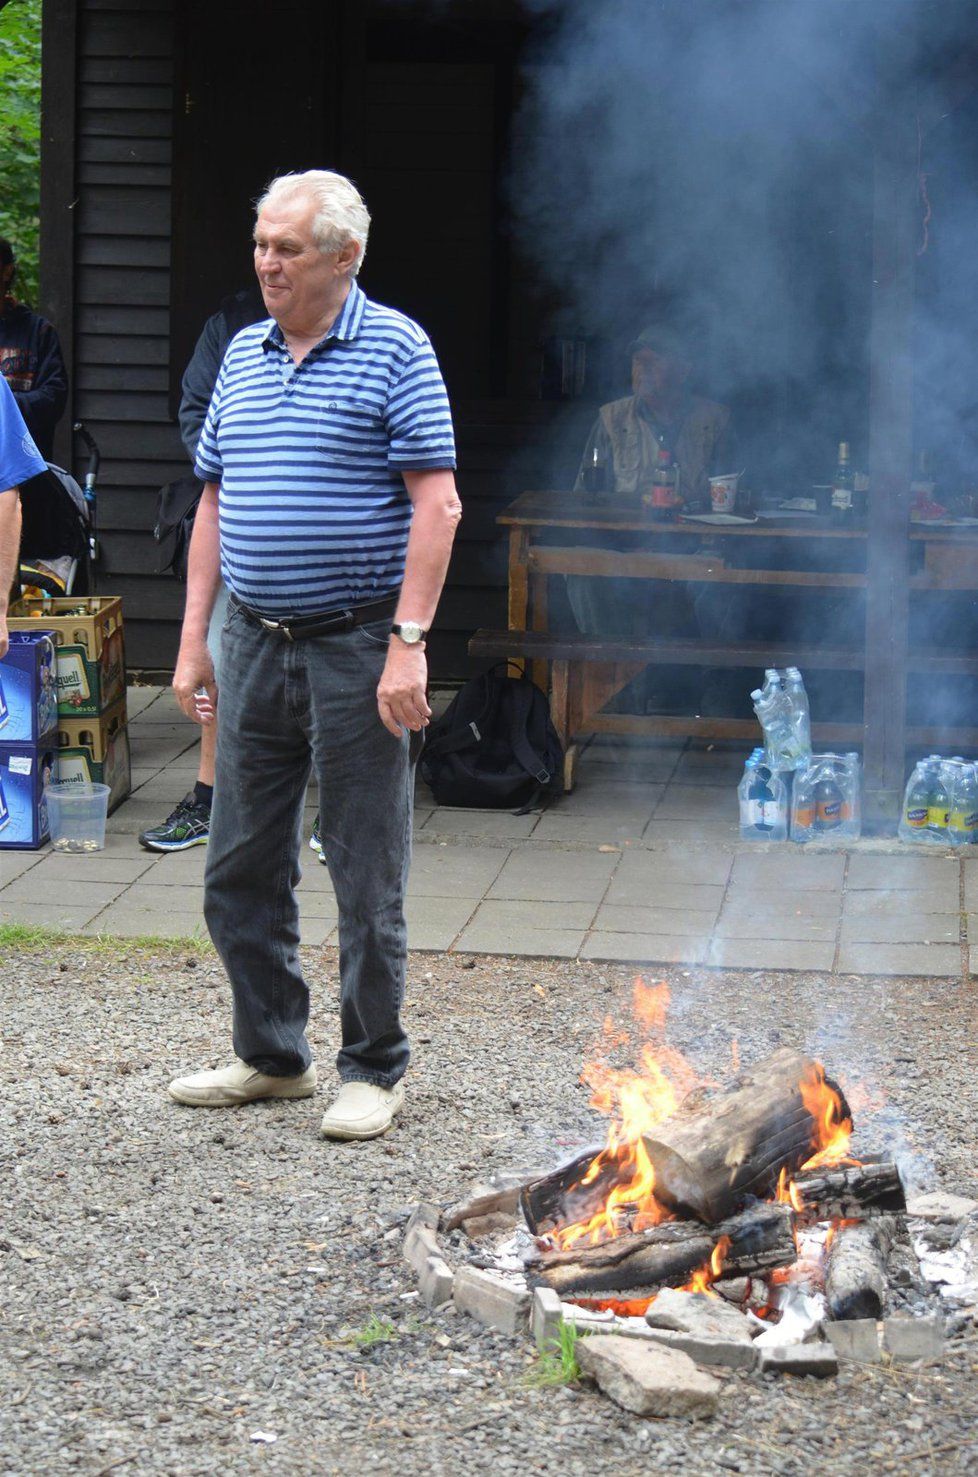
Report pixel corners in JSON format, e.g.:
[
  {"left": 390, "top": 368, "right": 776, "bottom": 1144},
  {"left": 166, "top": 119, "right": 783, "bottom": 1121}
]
[
  {"left": 522, "top": 1320, "right": 584, "bottom": 1388},
  {"left": 0, "top": 923, "right": 214, "bottom": 957},
  {"left": 348, "top": 1314, "right": 398, "bottom": 1349}
]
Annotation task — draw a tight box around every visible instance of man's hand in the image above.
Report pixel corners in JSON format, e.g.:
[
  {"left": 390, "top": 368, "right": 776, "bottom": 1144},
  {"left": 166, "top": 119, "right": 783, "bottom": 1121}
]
[
  {"left": 377, "top": 639, "right": 430, "bottom": 737},
  {"left": 0, "top": 614, "right": 8, "bottom": 661},
  {"left": 173, "top": 638, "right": 217, "bottom": 725}
]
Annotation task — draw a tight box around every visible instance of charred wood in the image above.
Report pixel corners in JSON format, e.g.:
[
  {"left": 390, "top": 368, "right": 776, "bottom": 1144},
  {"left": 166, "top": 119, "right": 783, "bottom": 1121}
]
[
  {"left": 792, "top": 1161, "right": 906, "bottom": 1222},
  {"left": 641, "top": 1048, "right": 851, "bottom": 1223},
  {"left": 825, "top": 1217, "right": 896, "bottom": 1320},
  {"left": 527, "top": 1202, "right": 796, "bottom": 1297}
]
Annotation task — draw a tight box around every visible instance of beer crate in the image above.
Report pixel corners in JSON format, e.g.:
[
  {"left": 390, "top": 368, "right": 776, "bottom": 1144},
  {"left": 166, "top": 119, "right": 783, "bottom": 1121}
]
[
  {"left": 57, "top": 697, "right": 131, "bottom": 815},
  {"left": 0, "top": 727, "right": 59, "bottom": 849},
  {"left": 7, "top": 596, "right": 126, "bottom": 718},
  {"left": 0, "top": 630, "right": 58, "bottom": 743}
]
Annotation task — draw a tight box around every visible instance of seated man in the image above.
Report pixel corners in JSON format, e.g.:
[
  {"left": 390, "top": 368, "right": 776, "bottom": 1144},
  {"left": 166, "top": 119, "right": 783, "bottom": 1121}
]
[{"left": 567, "top": 323, "right": 735, "bottom": 641}]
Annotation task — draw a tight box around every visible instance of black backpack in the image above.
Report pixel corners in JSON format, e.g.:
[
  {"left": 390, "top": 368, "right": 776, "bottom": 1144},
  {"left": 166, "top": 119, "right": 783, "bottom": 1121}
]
[
  {"left": 154, "top": 475, "right": 204, "bottom": 581},
  {"left": 421, "top": 663, "right": 564, "bottom": 812}
]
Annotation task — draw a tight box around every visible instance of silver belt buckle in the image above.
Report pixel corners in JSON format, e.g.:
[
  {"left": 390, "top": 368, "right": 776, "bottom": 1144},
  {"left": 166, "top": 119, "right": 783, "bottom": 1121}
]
[{"left": 259, "top": 615, "right": 293, "bottom": 641}]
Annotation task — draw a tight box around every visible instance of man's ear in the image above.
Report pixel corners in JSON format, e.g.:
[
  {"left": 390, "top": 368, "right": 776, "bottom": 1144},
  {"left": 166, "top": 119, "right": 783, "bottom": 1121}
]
[{"left": 335, "top": 241, "right": 360, "bottom": 276}]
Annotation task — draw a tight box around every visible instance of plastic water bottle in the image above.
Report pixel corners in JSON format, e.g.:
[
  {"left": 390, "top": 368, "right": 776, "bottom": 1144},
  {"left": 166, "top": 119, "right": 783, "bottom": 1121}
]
[
  {"left": 929, "top": 762, "right": 951, "bottom": 843},
  {"left": 790, "top": 763, "right": 817, "bottom": 842},
  {"left": 784, "top": 668, "right": 812, "bottom": 760},
  {"left": 738, "top": 757, "right": 787, "bottom": 840},
  {"left": 899, "top": 761, "right": 933, "bottom": 843},
  {"left": 751, "top": 687, "right": 806, "bottom": 772},
  {"left": 946, "top": 761, "right": 978, "bottom": 846}
]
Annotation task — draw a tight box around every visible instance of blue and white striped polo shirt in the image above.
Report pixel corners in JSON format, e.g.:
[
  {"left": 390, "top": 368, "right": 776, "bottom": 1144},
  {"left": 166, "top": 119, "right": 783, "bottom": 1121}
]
[{"left": 194, "top": 278, "right": 456, "bottom": 617}]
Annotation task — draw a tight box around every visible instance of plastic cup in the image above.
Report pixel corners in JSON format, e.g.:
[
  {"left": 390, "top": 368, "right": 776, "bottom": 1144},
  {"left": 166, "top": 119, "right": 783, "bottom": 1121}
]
[
  {"left": 709, "top": 473, "right": 740, "bottom": 513},
  {"left": 46, "top": 781, "right": 111, "bottom": 853}
]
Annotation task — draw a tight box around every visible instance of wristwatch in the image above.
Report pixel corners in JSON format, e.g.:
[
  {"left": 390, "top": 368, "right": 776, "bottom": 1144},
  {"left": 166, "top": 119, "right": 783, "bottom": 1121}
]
[{"left": 390, "top": 620, "right": 427, "bottom": 644}]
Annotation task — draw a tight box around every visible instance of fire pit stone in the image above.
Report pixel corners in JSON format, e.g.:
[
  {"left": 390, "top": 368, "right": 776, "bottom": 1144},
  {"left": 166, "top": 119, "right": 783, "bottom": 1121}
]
[
  {"left": 757, "top": 1343, "right": 839, "bottom": 1378},
  {"left": 530, "top": 1286, "right": 562, "bottom": 1349},
  {"left": 576, "top": 1335, "right": 721, "bottom": 1419},
  {"left": 823, "top": 1318, "right": 883, "bottom": 1363},
  {"left": 453, "top": 1265, "right": 531, "bottom": 1336},
  {"left": 882, "top": 1314, "right": 944, "bottom": 1363}
]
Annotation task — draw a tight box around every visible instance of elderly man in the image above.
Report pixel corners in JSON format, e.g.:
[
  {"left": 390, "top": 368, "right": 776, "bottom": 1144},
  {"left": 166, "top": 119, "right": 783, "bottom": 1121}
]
[
  {"left": 0, "top": 376, "right": 48, "bottom": 658},
  {"left": 568, "top": 324, "right": 734, "bottom": 641},
  {"left": 167, "top": 171, "right": 461, "bottom": 1141}
]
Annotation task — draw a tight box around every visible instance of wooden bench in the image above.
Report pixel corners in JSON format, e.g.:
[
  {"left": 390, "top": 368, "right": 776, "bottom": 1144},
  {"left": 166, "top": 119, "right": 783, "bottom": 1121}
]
[{"left": 467, "top": 629, "right": 978, "bottom": 788}]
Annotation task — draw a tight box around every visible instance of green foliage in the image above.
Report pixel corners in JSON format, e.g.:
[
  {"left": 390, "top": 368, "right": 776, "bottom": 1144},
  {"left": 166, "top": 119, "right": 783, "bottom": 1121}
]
[
  {"left": 0, "top": 0, "right": 42, "bottom": 305},
  {"left": 348, "top": 1314, "right": 398, "bottom": 1349},
  {"left": 522, "top": 1321, "right": 584, "bottom": 1388}
]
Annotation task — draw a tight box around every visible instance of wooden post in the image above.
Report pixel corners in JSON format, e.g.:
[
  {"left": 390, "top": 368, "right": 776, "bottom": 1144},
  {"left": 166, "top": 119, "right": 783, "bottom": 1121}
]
[
  {"left": 863, "top": 47, "right": 918, "bottom": 825},
  {"left": 38, "top": 0, "right": 78, "bottom": 472}
]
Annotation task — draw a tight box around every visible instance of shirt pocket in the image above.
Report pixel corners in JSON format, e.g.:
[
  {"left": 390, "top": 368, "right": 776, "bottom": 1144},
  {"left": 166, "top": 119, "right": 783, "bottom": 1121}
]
[{"left": 316, "top": 396, "right": 376, "bottom": 456}]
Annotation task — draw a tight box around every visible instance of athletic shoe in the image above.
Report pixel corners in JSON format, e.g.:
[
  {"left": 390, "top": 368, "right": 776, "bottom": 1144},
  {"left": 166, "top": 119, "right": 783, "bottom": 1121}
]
[
  {"left": 320, "top": 1080, "right": 404, "bottom": 1141},
  {"left": 138, "top": 793, "right": 211, "bottom": 853},
  {"left": 168, "top": 1059, "right": 318, "bottom": 1107},
  {"left": 309, "top": 812, "right": 328, "bottom": 865}
]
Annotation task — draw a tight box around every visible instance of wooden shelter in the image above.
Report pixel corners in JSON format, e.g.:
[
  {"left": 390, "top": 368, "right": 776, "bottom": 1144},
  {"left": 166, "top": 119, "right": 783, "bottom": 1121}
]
[{"left": 37, "top": 0, "right": 978, "bottom": 817}]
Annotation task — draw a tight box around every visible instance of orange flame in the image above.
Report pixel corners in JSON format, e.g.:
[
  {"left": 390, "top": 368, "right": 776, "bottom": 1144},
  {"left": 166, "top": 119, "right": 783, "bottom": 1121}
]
[
  {"left": 572, "top": 1295, "right": 654, "bottom": 1318},
  {"left": 798, "top": 1061, "right": 855, "bottom": 1170},
  {"left": 550, "top": 981, "right": 709, "bottom": 1248},
  {"left": 677, "top": 1233, "right": 733, "bottom": 1296}
]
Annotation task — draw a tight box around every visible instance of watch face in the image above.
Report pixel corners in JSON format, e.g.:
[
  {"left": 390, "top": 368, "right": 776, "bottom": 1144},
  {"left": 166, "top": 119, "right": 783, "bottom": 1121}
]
[{"left": 397, "top": 621, "right": 424, "bottom": 644}]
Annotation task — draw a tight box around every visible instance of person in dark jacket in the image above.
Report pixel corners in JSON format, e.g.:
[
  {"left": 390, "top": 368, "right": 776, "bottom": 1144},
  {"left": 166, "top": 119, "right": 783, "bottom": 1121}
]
[
  {"left": 138, "top": 286, "right": 266, "bottom": 853},
  {"left": 0, "top": 240, "right": 68, "bottom": 462}
]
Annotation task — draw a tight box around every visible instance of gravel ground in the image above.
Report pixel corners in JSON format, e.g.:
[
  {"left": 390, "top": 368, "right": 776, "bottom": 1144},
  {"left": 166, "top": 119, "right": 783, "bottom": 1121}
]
[{"left": 2, "top": 940, "right": 977, "bottom": 1476}]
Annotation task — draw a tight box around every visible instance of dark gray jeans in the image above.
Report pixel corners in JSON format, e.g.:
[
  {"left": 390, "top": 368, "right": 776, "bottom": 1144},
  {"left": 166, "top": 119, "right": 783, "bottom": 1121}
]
[{"left": 203, "top": 597, "right": 417, "bottom": 1087}]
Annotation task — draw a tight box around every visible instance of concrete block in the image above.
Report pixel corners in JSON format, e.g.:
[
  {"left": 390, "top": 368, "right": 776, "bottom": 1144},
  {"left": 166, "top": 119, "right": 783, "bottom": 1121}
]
[
  {"left": 577, "top": 1335, "right": 719, "bottom": 1419},
  {"left": 404, "top": 1202, "right": 440, "bottom": 1235},
  {"left": 714, "top": 1278, "right": 750, "bottom": 1305},
  {"left": 642, "top": 1326, "right": 757, "bottom": 1371},
  {"left": 645, "top": 1288, "right": 754, "bottom": 1343},
  {"left": 531, "top": 1286, "right": 563, "bottom": 1350},
  {"left": 824, "top": 1319, "right": 882, "bottom": 1363},
  {"left": 452, "top": 1266, "right": 531, "bottom": 1336},
  {"left": 757, "top": 1343, "right": 839, "bottom": 1378},
  {"left": 403, "top": 1222, "right": 439, "bottom": 1277},
  {"left": 419, "top": 1254, "right": 454, "bottom": 1310},
  {"left": 883, "top": 1316, "right": 944, "bottom": 1363}
]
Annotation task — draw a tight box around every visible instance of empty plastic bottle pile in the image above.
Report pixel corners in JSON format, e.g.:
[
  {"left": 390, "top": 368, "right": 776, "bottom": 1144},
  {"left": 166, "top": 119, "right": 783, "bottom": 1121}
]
[{"left": 751, "top": 667, "right": 812, "bottom": 772}]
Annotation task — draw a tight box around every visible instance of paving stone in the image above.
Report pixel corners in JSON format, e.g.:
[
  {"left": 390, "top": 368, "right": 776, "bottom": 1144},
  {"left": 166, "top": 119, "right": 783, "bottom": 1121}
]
[
  {"left": 713, "top": 911, "right": 837, "bottom": 942},
  {"left": 836, "top": 942, "right": 961, "bottom": 978},
  {"left": 425, "top": 810, "right": 540, "bottom": 840},
  {"left": 531, "top": 1286, "right": 563, "bottom": 1350},
  {"left": 883, "top": 1316, "right": 944, "bottom": 1362},
  {"left": 555, "top": 783, "right": 664, "bottom": 819},
  {"left": 419, "top": 1254, "right": 455, "bottom": 1310},
  {"left": 0, "top": 850, "right": 45, "bottom": 887},
  {"left": 645, "top": 819, "right": 741, "bottom": 844},
  {"left": 731, "top": 851, "right": 845, "bottom": 891},
  {"left": 654, "top": 784, "right": 737, "bottom": 820},
  {"left": 906, "top": 1190, "right": 978, "bottom": 1222},
  {"left": 842, "top": 888, "right": 958, "bottom": 917},
  {"left": 824, "top": 1319, "right": 882, "bottom": 1363},
  {"left": 576, "top": 1334, "right": 720, "bottom": 1418},
  {"left": 531, "top": 815, "right": 649, "bottom": 844},
  {"left": 455, "top": 922, "right": 586, "bottom": 958},
  {"left": 0, "top": 875, "right": 129, "bottom": 908},
  {"left": 80, "top": 909, "right": 211, "bottom": 941},
  {"left": 757, "top": 1342, "right": 839, "bottom": 1377},
  {"left": 18, "top": 852, "right": 157, "bottom": 885},
  {"left": 604, "top": 877, "right": 726, "bottom": 912},
  {"left": 615, "top": 848, "right": 733, "bottom": 888},
  {"left": 846, "top": 853, "right": 960, "bottom": 891},
  {"left": 839, "top": 913, "right": 959, "bottom": 945},
  {"left": 408, "top": 844, "right": 509, "bottom": 898},
  {"left": 404, "top": 895, "right": 475, "bottom": 950},
  {"left": 0, "top": 899, "right": 105, "bottom": 930},
  {"left": 593, "top": 904, "right": 720, "bottom": 936},
  {"left": 721, "top": 886, "right": 842, "bottom": 919},
  {"left": 486, "top": 847, "right": 619, "bottom": 902},
  {"left": 582, "top": 932, "right": 711, "bottom": 965},
  {"left": 452, "top": 1266, "right": 530, "bottom": 1336},
  {"left": 707, "top": 938, "right": 836, "bottom": 971}
]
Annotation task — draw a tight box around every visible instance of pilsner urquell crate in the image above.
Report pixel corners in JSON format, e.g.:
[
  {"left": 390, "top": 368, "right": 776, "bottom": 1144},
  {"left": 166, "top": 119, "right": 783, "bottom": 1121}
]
[
  {"left": 57, "top": 696, "right": 131, "bottom": 815},
  {"left": 0, "top": 729, "right": 59, "bottom": 849},
  {"left": 0, "top": 630, "right": 58, "bottom": 742},
  {"left": 8, "top": 596, "right": 126, "bottom": 718}
]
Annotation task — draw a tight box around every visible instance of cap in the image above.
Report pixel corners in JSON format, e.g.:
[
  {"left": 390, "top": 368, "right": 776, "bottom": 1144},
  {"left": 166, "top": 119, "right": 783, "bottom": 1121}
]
[{"left": 629, "top": 323, "right": 690, "bottom": 363}]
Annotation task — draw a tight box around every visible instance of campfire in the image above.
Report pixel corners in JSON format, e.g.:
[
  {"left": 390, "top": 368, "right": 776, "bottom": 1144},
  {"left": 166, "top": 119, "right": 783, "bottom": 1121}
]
[{"left": 404, "top": 981, "right": 976, "bottom": 1412}]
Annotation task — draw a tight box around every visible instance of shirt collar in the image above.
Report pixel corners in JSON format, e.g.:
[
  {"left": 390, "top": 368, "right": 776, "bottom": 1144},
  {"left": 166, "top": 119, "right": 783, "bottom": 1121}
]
[{"left": 261, "top": 277, "right": 366, "bottom": 354}]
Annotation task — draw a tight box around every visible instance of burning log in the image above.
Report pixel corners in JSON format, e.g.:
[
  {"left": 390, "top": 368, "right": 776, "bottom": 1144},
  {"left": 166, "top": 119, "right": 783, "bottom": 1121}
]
[
  {"left": 528, "top": 1202, "right": 796, "bottom": 1297},
  {"left": 791, "top": 1161, "right": 906, "bottom": 1223},
  {"left": 824, "top": 1217, "right": 896, "bottom": 1321},
  {"left": 640, "top": 1049, "right": 851, "bottom": 1223},
  {"left": 521, "top": 1048, "right": 849, "bottom": 1236}
]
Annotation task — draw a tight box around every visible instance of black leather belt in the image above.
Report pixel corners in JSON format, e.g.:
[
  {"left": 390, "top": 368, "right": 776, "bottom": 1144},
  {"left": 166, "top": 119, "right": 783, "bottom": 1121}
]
[{"left": 230, "top": 592, "right": 398, "bottom": 642}]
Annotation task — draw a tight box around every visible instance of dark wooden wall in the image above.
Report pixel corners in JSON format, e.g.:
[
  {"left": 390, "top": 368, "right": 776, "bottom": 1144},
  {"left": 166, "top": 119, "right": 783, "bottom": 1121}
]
[{"left": 44, "top": 0, "right": 595, "bottom": 677}]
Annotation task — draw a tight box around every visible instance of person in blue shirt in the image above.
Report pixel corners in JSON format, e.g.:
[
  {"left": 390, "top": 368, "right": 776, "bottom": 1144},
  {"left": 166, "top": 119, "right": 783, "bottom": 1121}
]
[{"left": 0, "top": 375, "right": 47, "bottom": 658}]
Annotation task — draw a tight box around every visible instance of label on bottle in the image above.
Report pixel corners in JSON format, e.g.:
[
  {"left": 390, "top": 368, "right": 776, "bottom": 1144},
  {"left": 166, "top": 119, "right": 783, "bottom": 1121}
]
[
  {"left": 831, "top": 484, "right": 853, "bottom": 511},
  {"left": 56, "top": 652, "right": 92, "bottom": 703},
  {"left": 817, "top": 798, "right": 842, "bottom": 826},
  {"left": 793, "top": 803, "right": 815, "bottom": 829},
  {"left": 904, "top": 806, "right": 928, "bottom": 828},
  {"left": 949, "top": 808, "right": 978, "bottom": 833},
  {"left": 928, "top": 805, "right": 949, "bottom": 828},
  {"left": 746, "top": 799, "right": 775, "bottom": 830}
]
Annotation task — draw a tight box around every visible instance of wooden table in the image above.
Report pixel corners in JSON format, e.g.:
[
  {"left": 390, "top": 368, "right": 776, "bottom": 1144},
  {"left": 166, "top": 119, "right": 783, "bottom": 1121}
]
[{"left": 474, "top": 490, "right": 978, "bottom": 784}]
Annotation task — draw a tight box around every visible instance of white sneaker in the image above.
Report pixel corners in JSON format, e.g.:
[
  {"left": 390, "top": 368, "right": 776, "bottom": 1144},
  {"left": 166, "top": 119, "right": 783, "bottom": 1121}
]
[
  {"left": 320, "top": 1080, "right": 404, "bottom": 1141},
  {"left": 168, "top": 1058, "right": 317, "bottom": 1107}
]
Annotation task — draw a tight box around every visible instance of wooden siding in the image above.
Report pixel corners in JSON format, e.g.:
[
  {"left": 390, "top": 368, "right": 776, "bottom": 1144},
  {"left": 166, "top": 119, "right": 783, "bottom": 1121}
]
[{"left": 63, "top": 0, "right": 594, "bottom": 676}]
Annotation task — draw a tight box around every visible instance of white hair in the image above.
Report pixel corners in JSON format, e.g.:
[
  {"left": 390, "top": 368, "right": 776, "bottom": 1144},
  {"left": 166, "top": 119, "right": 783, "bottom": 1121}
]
[{"left": 255, "top": 170, "right": 370, "bottom": 275}]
